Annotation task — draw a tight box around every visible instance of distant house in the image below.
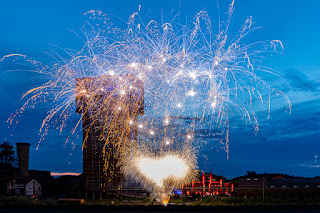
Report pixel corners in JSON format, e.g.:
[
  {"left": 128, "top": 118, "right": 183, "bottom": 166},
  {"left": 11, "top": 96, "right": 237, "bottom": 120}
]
[
  {"left": 268, "top": 177, "right": 320, "bottom": 188},
  {"left": 238, "top": 177, "right": 268, "bottom": 188},
  {"left": 26, "top": 179, "right": 41, "bottom": 197}
]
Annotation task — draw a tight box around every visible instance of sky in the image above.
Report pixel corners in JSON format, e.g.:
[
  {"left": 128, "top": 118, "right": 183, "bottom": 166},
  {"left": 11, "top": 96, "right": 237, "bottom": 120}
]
[{"left": 0, "top": 0, "right": 320, "bottom": 179}]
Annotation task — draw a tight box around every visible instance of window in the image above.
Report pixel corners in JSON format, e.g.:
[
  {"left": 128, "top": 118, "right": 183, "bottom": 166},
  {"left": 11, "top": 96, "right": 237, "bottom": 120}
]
[
  {"left": 85, "top": 162, "right": 102, "bottom": 174},
  {"left": 87, "top": 177, "right": 100, "bottom": 188}
]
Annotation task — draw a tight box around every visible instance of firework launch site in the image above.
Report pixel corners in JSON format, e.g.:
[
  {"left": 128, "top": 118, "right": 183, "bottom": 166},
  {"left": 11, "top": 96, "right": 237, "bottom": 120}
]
[{"left": 2, "top": 142, "right": 320, "bottom": 210}]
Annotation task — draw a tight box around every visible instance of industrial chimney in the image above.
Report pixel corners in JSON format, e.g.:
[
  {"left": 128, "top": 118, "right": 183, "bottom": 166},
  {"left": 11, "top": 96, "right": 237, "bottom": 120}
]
[{"left": 16, "top": 143, "right": 30, "bottom": 177}]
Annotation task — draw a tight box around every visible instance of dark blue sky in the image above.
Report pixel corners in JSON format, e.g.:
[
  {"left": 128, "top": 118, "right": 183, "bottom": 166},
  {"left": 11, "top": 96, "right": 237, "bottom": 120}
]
[{"left": 0, "top": 0, "right": 320, "bottom": 178}]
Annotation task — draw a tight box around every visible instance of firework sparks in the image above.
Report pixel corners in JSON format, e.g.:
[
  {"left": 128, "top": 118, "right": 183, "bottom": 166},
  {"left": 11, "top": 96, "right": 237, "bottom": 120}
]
[
  {"left": 119, "top": 143, "right": 197, "bottom": 204},
  {"left": 2, "top": 0, "right": 291, "bottom": 205}
]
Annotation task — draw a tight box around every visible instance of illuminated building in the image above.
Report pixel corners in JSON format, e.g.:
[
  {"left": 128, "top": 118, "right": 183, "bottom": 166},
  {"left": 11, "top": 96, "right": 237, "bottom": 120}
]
[
  {"left": 182, "top": 172, "right": 234, "bottom": 196},
  {"left": 76, "top": 75, "right": 144, "bottom": 199}
]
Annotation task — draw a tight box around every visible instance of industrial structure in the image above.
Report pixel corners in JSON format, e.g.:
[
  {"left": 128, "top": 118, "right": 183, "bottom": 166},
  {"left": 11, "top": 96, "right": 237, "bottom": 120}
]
[
  {"left": 75, "top": 75, "right": 144, "bottom": 199},
  {"left": 16, "top": 143, "right": 30, "bottom": 177},
  {"left": 10, "top": 143, "right": 31, "bottom": 195}
]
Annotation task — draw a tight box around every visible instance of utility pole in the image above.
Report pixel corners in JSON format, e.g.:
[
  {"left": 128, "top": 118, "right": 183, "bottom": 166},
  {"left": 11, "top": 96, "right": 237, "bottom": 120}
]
[{"left": 262, "top": 175, "right": 265, "bottom": 201}]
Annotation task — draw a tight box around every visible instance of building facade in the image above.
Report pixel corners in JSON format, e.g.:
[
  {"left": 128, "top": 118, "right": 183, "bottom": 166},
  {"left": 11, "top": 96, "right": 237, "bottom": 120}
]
[
  {"left": 76, "top": 75, "right": 144, "bottom": 198},
  {"left": 182, "top": 172, "right": 234, "bottom": 197},
  {"left": 26, "top": 179, "right": 41, "bottom": 197}
]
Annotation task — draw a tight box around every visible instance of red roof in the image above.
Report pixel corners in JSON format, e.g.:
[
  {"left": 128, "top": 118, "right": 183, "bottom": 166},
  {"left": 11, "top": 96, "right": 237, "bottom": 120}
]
[{"left": 272, "top": 176, "right": 286, "bottom": 179}]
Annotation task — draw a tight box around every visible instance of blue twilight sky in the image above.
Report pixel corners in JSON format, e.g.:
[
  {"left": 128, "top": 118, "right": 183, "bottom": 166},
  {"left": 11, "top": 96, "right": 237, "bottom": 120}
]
[{"left": 0, "top": 0, "right": 320, "bottom": 179}]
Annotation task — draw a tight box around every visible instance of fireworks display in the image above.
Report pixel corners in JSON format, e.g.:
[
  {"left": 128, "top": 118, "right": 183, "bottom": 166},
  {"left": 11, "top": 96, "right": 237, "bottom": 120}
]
[
  {"left": 2, "top": 1, "right": 291, "bottom": 204},
  {"left": 119, "top": 143, "right": 197, "bottom": 205}
]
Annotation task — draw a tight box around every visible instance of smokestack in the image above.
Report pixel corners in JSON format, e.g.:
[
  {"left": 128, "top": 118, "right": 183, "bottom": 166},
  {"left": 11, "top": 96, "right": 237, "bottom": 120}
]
[{"left": 16, "top": 143, "right": 30, "bottom": 177}]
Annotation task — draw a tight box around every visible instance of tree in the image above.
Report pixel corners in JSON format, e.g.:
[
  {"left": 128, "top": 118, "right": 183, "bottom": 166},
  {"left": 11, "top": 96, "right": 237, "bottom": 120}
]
[
  {"left": 0, "top": 142, "right": 17, "bottom": 168},
  {"left": 245, "top": 171, "right": 257, "bottom": 177}
]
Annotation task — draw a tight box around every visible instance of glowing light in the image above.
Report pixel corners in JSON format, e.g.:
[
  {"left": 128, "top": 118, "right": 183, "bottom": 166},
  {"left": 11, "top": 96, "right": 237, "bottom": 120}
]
[
  {"left": 120, "top": 149, "right": 196, "bottom": 204},
  {"left": 109, "top": 70, "right": 115, "bottom": 75},
  {"left": 190, "top": 72, "right": 197, "bottom": 80},
  {"left": 165, "top": 140, "right": 170, "bottom": 145},
  {"left": 187, "top": 90, "right": 196, "bottom": 97},
  {"left": 129, "top": 120, "right": 133, "bottom": 125},
  {"left": 164, "top": 118, "right": 169, "bottom": 124},
  {"left": 150, "top": 130, "right": 154, "bottom": 135},
  {"left": 131, "top": 62, "right": 137, "bottom": 67},
  {"left": 138, "top": 124, "right": 143, "bottom": 128},
  {"left": 177, "top": 103, "right": 182, "bottom": 108},
  {"left": 187, "top": 135, "right": 191, "bottom": 139},
  {"left": 51, "top": 172, "right": 81, "bottom": 176},
  {"left": 137, "top": 154, "right": 188, "bottom": 186}
]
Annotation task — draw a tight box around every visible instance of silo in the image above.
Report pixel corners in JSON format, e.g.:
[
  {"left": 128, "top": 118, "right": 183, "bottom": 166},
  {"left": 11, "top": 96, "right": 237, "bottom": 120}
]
[
  {"left": 16, "top": 143, "right": 30, "bottom": 177},
  {"left": 75, "top": 75, "right": 144, "bottom": 197}
]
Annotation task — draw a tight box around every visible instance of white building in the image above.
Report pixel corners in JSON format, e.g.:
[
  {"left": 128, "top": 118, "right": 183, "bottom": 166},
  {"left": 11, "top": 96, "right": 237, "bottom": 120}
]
[{"left": 25, "top": 179, "right": 41, "bottom": 196}]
